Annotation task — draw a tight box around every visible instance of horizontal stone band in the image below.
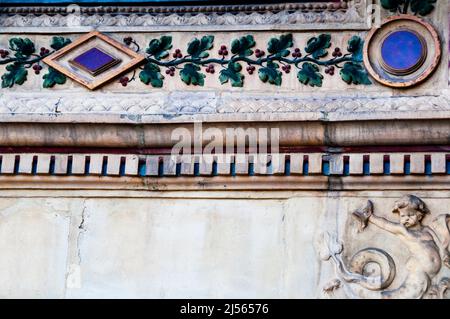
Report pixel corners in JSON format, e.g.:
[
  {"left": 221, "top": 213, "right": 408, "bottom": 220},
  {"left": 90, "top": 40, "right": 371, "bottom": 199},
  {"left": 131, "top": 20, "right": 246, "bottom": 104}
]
[{"left": 0, "top": 152, "right": 447, "bottom": 177}]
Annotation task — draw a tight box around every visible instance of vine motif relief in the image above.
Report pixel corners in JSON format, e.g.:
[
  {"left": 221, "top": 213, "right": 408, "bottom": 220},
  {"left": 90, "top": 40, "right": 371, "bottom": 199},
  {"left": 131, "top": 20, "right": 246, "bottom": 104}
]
[
  {"left": 0, "top": 33, "right": 371, "bottom": 89},
  {"left": 0, "top": 37, "right": 71, "bottom": 88},
  {"left": 381, "top": 0, "right": 436, "bottom": 16}
]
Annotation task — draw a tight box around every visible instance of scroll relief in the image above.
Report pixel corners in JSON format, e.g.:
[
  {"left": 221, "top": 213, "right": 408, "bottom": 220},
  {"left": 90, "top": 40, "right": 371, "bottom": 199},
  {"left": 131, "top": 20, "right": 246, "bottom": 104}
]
[{"left": 319, "top": 195, "right": 450, "bottom": 299}]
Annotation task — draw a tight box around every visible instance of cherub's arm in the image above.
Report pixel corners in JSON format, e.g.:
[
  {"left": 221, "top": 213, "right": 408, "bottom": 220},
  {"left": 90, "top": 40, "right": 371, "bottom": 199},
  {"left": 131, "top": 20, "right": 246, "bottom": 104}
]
[
  {"left": 368, "top": 215, "right": 404, "bottom": 235},
  {"left": 352, "top": 200, "right": 404, "bottom": 235}
]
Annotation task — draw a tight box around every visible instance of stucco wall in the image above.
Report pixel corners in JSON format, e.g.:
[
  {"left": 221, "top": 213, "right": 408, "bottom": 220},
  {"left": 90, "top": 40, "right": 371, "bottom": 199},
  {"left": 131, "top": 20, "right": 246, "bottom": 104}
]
[{"left": 0, "top": 191, "right": 448, "bottom": 298}]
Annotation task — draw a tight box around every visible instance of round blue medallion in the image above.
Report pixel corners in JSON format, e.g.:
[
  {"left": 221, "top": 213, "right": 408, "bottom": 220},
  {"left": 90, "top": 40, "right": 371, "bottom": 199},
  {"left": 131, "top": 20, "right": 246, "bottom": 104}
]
[{"left": 380, "top": 30, "right": 426, "bottom": 75}]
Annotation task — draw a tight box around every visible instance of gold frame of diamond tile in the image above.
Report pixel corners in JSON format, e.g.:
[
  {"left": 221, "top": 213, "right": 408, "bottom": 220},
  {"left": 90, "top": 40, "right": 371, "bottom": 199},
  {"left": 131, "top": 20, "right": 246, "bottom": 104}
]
[{"left": 43, "top": 31, "right": 146, "bottom": 90}]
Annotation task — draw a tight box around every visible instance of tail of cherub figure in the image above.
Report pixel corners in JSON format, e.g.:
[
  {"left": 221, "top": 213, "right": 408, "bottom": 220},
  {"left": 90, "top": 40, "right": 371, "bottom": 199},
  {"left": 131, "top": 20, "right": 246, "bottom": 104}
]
[{"left": 318, "top": 231, "right": 396, "bottom": 298}]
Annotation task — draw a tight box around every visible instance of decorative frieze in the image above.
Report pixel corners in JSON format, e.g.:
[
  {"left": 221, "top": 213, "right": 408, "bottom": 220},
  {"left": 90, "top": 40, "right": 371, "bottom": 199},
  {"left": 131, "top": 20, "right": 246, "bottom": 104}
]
[
  {"left": 0, "top": 1, "right": 369, "bottom": 31},
  {"left": 1, "top": 31, "right": 371, "bottom": 90},
  {"left": 136, "top": 33, "right": 370, "bottom": 89}
]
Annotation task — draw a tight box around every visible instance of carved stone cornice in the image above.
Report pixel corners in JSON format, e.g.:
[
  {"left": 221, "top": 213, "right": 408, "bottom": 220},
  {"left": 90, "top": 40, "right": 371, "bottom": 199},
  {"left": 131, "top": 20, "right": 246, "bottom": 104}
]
[{"left": 0, "top": 1, "right": 369, "bottom": 31}]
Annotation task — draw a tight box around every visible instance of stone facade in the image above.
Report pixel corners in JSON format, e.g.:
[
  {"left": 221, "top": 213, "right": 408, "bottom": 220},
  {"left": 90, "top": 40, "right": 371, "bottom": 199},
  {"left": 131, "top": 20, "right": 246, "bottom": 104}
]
[{"left": 0, "top": 0, "right": 449, "bottom": 298}]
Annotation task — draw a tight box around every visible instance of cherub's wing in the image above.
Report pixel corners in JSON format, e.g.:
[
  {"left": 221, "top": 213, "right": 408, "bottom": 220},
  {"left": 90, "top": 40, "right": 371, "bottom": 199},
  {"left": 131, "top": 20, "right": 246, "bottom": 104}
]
[{"left": 428, "top": 214, "right": 450, "bottom": 267}]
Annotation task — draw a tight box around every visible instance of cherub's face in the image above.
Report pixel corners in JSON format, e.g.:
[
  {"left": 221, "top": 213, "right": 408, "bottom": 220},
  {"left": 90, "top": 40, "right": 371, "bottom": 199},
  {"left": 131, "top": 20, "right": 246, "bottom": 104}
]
[{"left": 398, "top": 207, "right": 422, "bottom": 228}]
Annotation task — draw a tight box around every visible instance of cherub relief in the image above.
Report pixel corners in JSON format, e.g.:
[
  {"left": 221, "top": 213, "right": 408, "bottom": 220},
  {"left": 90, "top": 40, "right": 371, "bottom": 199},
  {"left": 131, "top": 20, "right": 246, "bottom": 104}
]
[{"left": 319, "top": 195, "right": 450, "bottom": 299}]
